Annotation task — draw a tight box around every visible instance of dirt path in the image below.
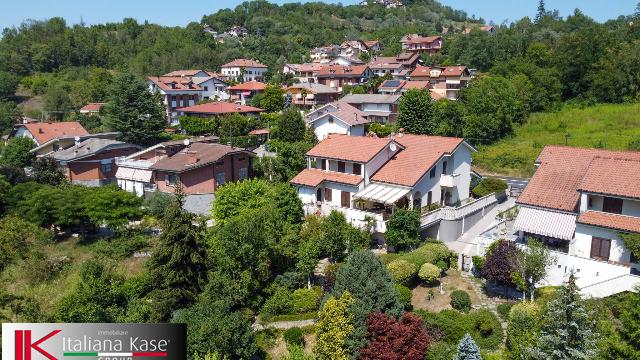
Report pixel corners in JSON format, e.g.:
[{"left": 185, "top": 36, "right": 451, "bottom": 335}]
[{"left": 253, "top": 319, "right": 316, "bottom": 331}]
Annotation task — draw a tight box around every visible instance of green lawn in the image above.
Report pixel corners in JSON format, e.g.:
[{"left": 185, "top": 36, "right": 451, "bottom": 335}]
[{"left": 474, "top": 103, "right": 640, "bottom": 177}]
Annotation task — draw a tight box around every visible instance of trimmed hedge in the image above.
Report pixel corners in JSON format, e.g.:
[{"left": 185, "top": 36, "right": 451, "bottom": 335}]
[
  {"left": 387, "top": 259, "right": 418, "bottom": 285},
  {"left": 450, "top": 290, "right": 471, "bottom": 313},
  {"left": 401, "top": 242, "right": 453, "bottom": 269},
  {"left": 472, "top": 178, "right": 508, "bottom": 198},
  {"left": 418, "top": 263, "right": 441, "bottom": 284},
  {"left": 291, "top": 287, "right": 323, "bottom": 313},
  {"left": 416, "top": 309, "right": 503, "bottom": 352}
]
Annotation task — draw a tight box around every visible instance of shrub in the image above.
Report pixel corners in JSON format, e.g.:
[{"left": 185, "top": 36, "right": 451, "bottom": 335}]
[
  {"left": 471, "top": 178, "right": 508, "bottom": 198},
  {"left": 385, "top": 209, "right": 420, "bottom": 250},
  {"left": 379, "top": 253, "right": 401, "bottom": 264},
  {"left": 506, "top": 302, "right": 542, "bottom": 355},
  {"left": 417, "top": 309, "right": 467, "bottom": 345},
  {"left": 283, "top": 327, "right": 304, "bottom": 347},
  {"left": 468, "top": 310, "right": 503, "bottom": 350},
  {"left": 450, "top": 290, "right": 471, "bottom": 313},
  {"left": 401, "top": 242, "right": 452, "bottom": 268},
  {"left": 394, "top": 284, "right": 413, "bottom": 309},
  {"left": 386, "top": 259, "right": 417, "bottom": 285},
  {"left": 472, "top": 255, "right": 485, "bottom": 273},
  {"left": 418, "top": 263, "right": 441, "bottom": 284},
  {"left": 497, "top": 303, "right": 514, "bottom": 321},
  {"left": 261, "top": 287, "right": 292, "bottom": 317},
  {"left": 291, "top": 287, "right": 323, "bottom": 313},
  {"left": 143, "top": 191, "right": 173, "bottom": 217}
]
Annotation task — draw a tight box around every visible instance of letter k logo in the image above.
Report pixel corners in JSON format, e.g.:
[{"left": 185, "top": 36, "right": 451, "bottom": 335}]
[{"left": 15, "top": 330, "right": 61, "bottom": 360}]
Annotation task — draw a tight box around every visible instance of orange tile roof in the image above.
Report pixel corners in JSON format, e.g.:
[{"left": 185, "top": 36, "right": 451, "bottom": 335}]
[
  {"left": 578, "top": 157, "right": 640, "bottom": 199},
  {"left": 307, "top": 102, "right": 370, "bottom": 126},
  {"left": 403, "top": 81, "right": 431, "bottom": 90},
  {"left": 150, "top": 142, "right": 254, "bottom": 173},
  {"left": 163, "top": 69, "right": 205, "bottom": 77},
  {"left": 221, "top": 59, "right": 267, "bottom": 68},
  {"left": 412, "top": 65, "right": 468, "bottom": 78},
  {"left": 577, "top": 211, "right": 640, "bottom": 233},
  {"left": 147, "top": 76, "right": 203, "bottom": 91},
  {"left": 518, "top": 146, "right": 640, "bottom": 212},
  {"left": 371, "top": 134, "right": 464, "bottom": 187},
  {"left": 79, "top": 103, "right": 105, "bottom": 112},
  {"left": 22, "top": 122, "right": 89, "bottom": 145},
  {"left": 178, "top": 101, "right": 264, "bottom": 115},
  {"left": 290, "top": 168, "right": 363, "bottom": 187},
  {"left": 227, "top": 81, "right": 268, "bottom": 91},
  {"left": 317, "top": 65, "right": 370, "bottom": 77},
  {"left": 402, "top": 35, "right": 442, "bottom": 45},
  {"left": 307, "top": 134, "right": 394, "bottom": 162}
]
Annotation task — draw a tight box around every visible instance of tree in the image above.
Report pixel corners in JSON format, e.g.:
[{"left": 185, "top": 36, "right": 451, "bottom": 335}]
[
  {"left": 534, "top": 0, "right": 546, "bottom": 23},
  {"left": 435, "top": 99, "right": 464, "bottom": 137},
  {"left": 481, "top": 240, "right": 518, "bottom": 288},
  {"left": 147, "top": 191, "right": 207, "bottom": 321},
  {"left": 30, "top": 157, "right": 66, "bottom": 186},
  {"left": 260, "top": 84, "right": 285, "bottom": 112},
  {"left": 620, "top": 233, "right": 640, "bottom": 261},
  {"left": 0, "top": 71, "right": 19, "bottom": 99},
  {"left": 44, "top": 85, "right": 72, "bottom": 120},
  {"left": 385, "top": 209, "right": 420, "bottom": 251},
  {"left": 320, "top": 210, "right": 369, "bottom": 261},
  {"left": 315, "top": 291, "right": 355, "bottom": 360},
  {"left": 274, "top": 107, "right": 306, "bottom": 142},
  {"left": 359, "top": 312, "right": 431, "bottom": 360},
  {"left": 0, "top": 215, "right": 51, "bottom": 271},
  {"left": 332, "top": 250, "right": 403, "bottom": 358},
  {"left": 513, "top": 239, "right": 556, "bottom": 301},
  {"left": 81, "top": 185, "right": 143, "bottom": 231},
  {"left": 397, "top": 89, "right": 436, "bottom": 135},
  {"left": 454, "top": 333, "right": 482, "bottom": 360},
  {"left": 607, "top": 291, "right": 640, "bottom": 359},
  {"left": 104, "top": 72, "right": 166, "bottom": 146},
  {"left": 297, "top": 216, "right": 323, "bottom": 288},
  {"left": 0, "top": 101, "right": 22, "bottom": 135},
  {"left": 1, "top": 137, "right": 36, "bottom": 167},
  {"left": 528, "top": 274, "right": 597, "bottom": 359},
  {"left": 211, "top": 178, "right": 272, "bottom": 224}
]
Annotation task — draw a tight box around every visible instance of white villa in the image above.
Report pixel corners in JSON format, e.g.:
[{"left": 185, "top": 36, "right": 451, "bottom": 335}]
[
  {"left": 220, "top": 59, "right": 268, "bottom": 82},
  {"left": 290, "top": 133, "right": 475, "bottom": 243},
  {"left": 513, "top": 145, "right": 640, "bottom": 297}
]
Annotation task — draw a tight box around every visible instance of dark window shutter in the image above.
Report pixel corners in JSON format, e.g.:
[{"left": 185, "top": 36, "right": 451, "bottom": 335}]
[{"left": 325, "top": 188, "right": 332, "bottom": 202}]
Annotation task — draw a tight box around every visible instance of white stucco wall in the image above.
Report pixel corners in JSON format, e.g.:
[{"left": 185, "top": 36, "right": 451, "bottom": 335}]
[
  {"left": 623, "top": 199, "right": 640, "bottom": 217},
  {"left": 323, "top": 182, "right": 362, "bottom": 208},
  {"left": 573, "top": 223, "right": 630, "bottom": 263},
  {"left": 452, "top": 145, "right": 472, "bottom": 201},
  {"left": 310, "top": 115, "right": 366, "bottom": 140},
  {"left": 14, "top": 127, "right": 38, "bottom": 144},
  {"left": 297, "top": 186, "right": 317, "bottom": 205},
  {"left": 361, "top": 103, "right": 391, "bottom": 112}
]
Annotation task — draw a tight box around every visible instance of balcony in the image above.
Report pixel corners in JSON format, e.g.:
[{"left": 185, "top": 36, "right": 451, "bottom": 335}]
[{"left": 440, "top": 173, "right": 461, "bottom": 188}]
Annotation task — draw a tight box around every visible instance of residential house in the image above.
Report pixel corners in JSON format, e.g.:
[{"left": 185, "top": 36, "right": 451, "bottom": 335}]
[
  {"left": 366, "top": 56, "right": 411, "bottom": 79},
  {"left": 286, "top": 83, "right": 340, "bottom": 109},
  {"left": 329, "top": 56, "right": 366, "bottom": 67},
  {"left": 282, "top": 63, "right": 324, "bottom": 83},
  {"left": 363, "top": 40, "right": 383, "bottom": 52},
  {"left": 400, "top": 34, "right": 443, "bottom": 54},
  {"left": 316, "top": 65, "right": 374, "bottom": 92},
  {"left": 513, "top": 146, "right": 640, "bottom": 296},
  {"left": 340, "top": 40, "right": 368, "bottom": 58},
  {"left": 147, "top": 76, "right": 202, "bottom": 124},
  {"left": 378, "top": 80, "right": 442, "bottom": 100},
  {"left": 227, "top": 81, "right": 268, "bottom": 105},
  {"left": 11, "top": 121, "right": 91, "bottom": 155},
  {"left": 360, "top": 0, "right": 403, "bottom": 8},
  {"left": 310, "top": 45, "right": 340, "bottom": 63},
  {"left": 115, "top": 137, "right": 218, "bottom": 196},
  {"left": 340, "top": 94, "right": 401, "bottom": 123},
  {"left": 163, "top": 70, "right": 229, "bottom": 101},
  {"left": 79, "top": 103, "right": 105, "bottom": 115},
  {"left": 290, "top": 133, "right": 474, "bottom": 242},
  {"left": 220, "top": 59, "right": 268, "bottom": 82},
  {"left": 30, "top": 132, "right": 120, "bottom": 158},
  {"left": 410, "top": 65, "right": 472, "bottom": 100},
  {"left": 204, "top": 25, "right": 248, "bottom": 43},
  {"left": 53, "top": 138, "right": 141, "bottom": 186},
  {"left": 177, "top": 102, "right": 264, "bottom": 118},
  {"left": 304, "top": 101, "right": 388, "bottom": 140}
]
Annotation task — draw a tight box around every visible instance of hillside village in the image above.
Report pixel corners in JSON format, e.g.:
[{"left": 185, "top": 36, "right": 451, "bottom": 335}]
[{"left": 0, "top": 0, "right": 640, "bottom": 359}]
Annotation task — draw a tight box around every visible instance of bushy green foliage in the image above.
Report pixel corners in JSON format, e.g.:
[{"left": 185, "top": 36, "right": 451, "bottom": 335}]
[
  {"left": 143, "top": 191, "right": 173, "bottom": 217},
  {"left": 506, "top": 301, "right": 542, "bottom": 357},
  {"left": 471, "top": 178, "right": 508, "bottom": 198},
  {"left": 397, "top": 89, "right": 437, "bottom": 135},
  {"left": 394, "top": 284, "right": 413, "bottom": 310},
  {"left": 315, "top": 291, "right": 354, "bottom": 360},
  {"left": 386, "top": 259, "right": 417, "bottom": 286},
  {"left": 261, "top": 287, "right": 293, "bottom": 317},
  {"left": 0, "top": 71, "right": 19, "bottom": 99},
  {"left": 385, "top": 209, "right": 420, "bottom": 250},
  {"left": 291, "top": 287, "right": 323, "bottom": 313},
  {"left": 418, "top": 263, "right": 441, "bottom": 284},
  {"left": 89, "top": 233, "right": 150, "bottom": 260},
  {"left": 283, "top": 327, "right": 305, "bottom": 347},
  {"left": 496, "top": 302, "right": 514, "bottom": 321},
  {"left": 81, "top": 185, "right": 144, "bottom": 230},
  {"left": 179, "top": 116, "right": 217, "bottom": 135},
  {"left": 1, "top": 136, "right": 36, "bottom": 167},
  {"left": 0, "top": 215, "right": 51, "bottom": 271},
  {"left": 0, "top": 101, "right": 22, "bottom": 135},
  {"left": 260, "top": 84, "right": 285, "bottom": 112},
  {"left": 273, "top": 107, "right": 305, "bottom": 142},
  {"left": 417, "top": 309, "right": 503, "bottom": 352},
  {"left": 454, "top": 333, "right": 482, "bottom": 360},
  {"left": 368, "top": 123, "right": 398, "bottom": 138},
  {"left": 30, "top": 157, "right": 66, "bottom": 186},
  {"left": 400, "top": 242, "right": 453, "bottom": 269},
  {"left": 450, "top": 290, "right": 471, "bottom": 312}
]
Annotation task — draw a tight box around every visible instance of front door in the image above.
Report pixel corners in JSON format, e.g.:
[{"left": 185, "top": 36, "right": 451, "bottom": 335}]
[{"left": 341, "top": 191, "right": 351, "bottom": 208}]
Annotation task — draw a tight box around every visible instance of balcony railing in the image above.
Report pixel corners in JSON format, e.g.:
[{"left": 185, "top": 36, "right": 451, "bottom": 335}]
[{"left": 440, "top": 173, "right": 461, "bottom": 188}]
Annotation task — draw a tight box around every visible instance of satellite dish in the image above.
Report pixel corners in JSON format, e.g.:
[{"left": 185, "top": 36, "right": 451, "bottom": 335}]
[{"left": 390, "top": 143, "right": 397, "bottom": 152}]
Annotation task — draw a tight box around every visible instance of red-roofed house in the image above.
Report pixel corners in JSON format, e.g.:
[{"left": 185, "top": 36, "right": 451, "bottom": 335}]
[
  {"left": 291, "top": 133, "right": 475, "bottom": 243},
  {"left": 304, "top": 101, "right": 379, "bottom": 140},
  {"left": 227, "top": 81, "right": 268, "bottom": 105},
  {"left": 410, "top": 66, "right": 472, "bottom": 100},
  {"left": 220, "top": 59, "right": 268, "bottom": 82},
  {"left": 79, "top": 103, "right": 105, "bottom": 115},
  {"left": 400, "top": 34, "right": 443, "bottom": 54},
  {"left": 316, "top": 65, "right": 374, "bottom": 92},
  {"left": 177, "top": 102, "right": 264, "bottom": 118},
  {"left": 148, "top": 76, "right": 203, "bottom": 124},
  {"left": 512, "top": 145, "right": 640, "bottom": 296}
]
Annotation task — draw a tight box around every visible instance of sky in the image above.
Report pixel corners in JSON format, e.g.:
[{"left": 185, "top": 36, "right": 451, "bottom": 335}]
[{"left": 0, "top": 0, "right": 637, "bottom": 31}]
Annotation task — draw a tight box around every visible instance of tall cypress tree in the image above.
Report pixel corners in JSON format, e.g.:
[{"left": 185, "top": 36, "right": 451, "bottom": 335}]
[
  {"left": 105, "top": 71, "right": 166, "bottom": 146},
  {"left": 148, "top": 188, "right": 207, "bottom": 321}
]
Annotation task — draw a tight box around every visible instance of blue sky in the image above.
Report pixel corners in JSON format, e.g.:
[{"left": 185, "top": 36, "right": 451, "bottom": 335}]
[{"left": 0, "top": 0, "right": 637, "bottom": 30}]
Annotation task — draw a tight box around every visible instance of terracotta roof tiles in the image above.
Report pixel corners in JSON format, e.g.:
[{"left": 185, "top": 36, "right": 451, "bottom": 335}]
[
  {"left": 577, "top": 211, "right": 640, "bottom": 233},
  {"left": 221, "top": 59, "right": 267, "bottom": 68},
  {"left": 178, "top": 101, "right": 264, "bottom": 115},
  {"left": 150, "top": 142, "right": 254, "bottom": 173},
  {"left": 21, "top": 122, "right": 89, "bottom": 145},
  {"left": 290, "top": 168, "right": 363, "bottom": 187},
  {"left": 306, "top": 134, "right": 394, "bottom": 163},
  {"left": 578, "top": 157, "right": 640, "bottom": 199},
  {"left": 227, "top": 81, "right": 268, "bottom": 91}
]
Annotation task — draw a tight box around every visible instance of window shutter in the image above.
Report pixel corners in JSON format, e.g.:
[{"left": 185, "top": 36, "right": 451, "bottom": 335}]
[
  {"left": 590, "top": 238, "right": 600, "bottom": 259},
  {"left": 325, "top": 188, "right": 332, "bottom": 202}
]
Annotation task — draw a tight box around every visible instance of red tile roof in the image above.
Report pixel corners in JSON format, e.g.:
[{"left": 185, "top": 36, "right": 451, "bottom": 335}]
[
  {"left": 150, "top": 142, "right": 254, "bottom": 173},
  {"left": 317, "top": 65, "right": 370, "bottom": 77},
  {"left": 367, "top": 57, "right": 404, "bottom": 70},
  {"left": 21, "top": 122, "right": 89, "bottom": 145},
  {"left": 371, "top": 134, "right": 465, "bottom": 187},
  {"left": 402, "top": 35, "right": 442, "bottom": 45},
  {"left": 227, "top": 81, "right": 268, "bottom": 91},
  {"left": 290, "top": 168, "right": 363, "bottom": 187},
  {"left": 412, "top": 65, "right": 468, "bottom": 78},
  {"left": 306, "top": 134, "right": 395, "bottom": 162},
  {"left": 363, "top": 40, "right": 381, "bottom": 49},
  {"left": 221, "top": 59, "right": 267, "bottom": 68},
  {"left": 249, "top": 129, "right": 270, "bottom": 135},
  {"left": 147, "top": 76, "right": 203, "bottom": 91},
  {"left": 518, "top": 146, "right": 640, "bottom": 212},
  {"left": 79, "top": 103, "right": 105, "bottom": 112},
  {"left": 577, "top": 211, "right": 640, "bottom": 233},
  {"left": 178, "top": 101, "right": 264, "bottom": 115},
  {"left": 578, "top": 157, "right": 640, "bottom": 199},
  {"left": 403, "top": 81, "right": 431, "bottom": 90},
  {"left": 163, "top": 69, "right": 206, "bottom": 77}
]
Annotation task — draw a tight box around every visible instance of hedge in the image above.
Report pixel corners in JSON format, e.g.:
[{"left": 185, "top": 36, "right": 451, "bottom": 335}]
[
  {"left": 471, "top": 178, "right": 508, "bottom": 198},
  {"left": 400, "top": 242, "right": 453, "bottom": 269},
  {"left": 418, "top": 263, "right": 441, "bottom": 284},
  {"left": 387, "top": 259, "right": 417, "bottom": 285},
  {"left": 394, "top": 284, "right": 413, "bottom": 310},
  {"left": 416, "top": 309, "right": 503, "bottom": 352},
  {"left": 450, "top": 290, "right": 471, "bottom": 313},
  {"left": 291, "top": 287, "right": 323, "bottom": 313}
]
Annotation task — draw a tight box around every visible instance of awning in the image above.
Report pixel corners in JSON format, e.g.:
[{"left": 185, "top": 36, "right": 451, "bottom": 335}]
[
  {"left": 513, "top": 206, "right": 577, "bottom": 241},
  {"left": 241, "top": 91, "right": 252, "bottom": 96},
  {"left": 116, "top": 167, "right": 153, "bottom": 182},
  {"left": 354, "top": 183, "right": 410, "bottom": 205}
]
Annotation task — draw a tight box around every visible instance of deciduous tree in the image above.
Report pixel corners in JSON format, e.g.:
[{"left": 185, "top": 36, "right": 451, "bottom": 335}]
[
  {"left": 385, "top": 209, "right": 420, "bottom": 251},
  {"left": 397, "top": 89, "right": 436, "bottom": 135},
  {"left": 1, "top": 137, "right": 36, "bottom": 167},
  {"left": 359, "top": 312, "right": 431, "bottom": 360}
]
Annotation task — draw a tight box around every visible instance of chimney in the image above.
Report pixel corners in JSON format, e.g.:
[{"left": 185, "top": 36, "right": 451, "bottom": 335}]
[
  {"left": 74, "top": 136, "right": 81, "bottom": 147},
  {"left": 186, "top": 151, "right": 198, "bottom": 165}
]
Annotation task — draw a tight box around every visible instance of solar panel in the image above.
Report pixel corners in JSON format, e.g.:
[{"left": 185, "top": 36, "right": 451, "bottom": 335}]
[{"left": 382, "top": 80, "right": 401, "bottom": 87}]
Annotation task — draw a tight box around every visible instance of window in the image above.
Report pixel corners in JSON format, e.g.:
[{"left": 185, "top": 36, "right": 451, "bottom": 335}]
[
  {"left": 442, "top": 160, "right": 448, "bottom": 175},
  {"left": 166, "top": 174, "right": 178, "bottom": 186},
  {"left": 588, "top": 196, "right": 593, "bottom": 208},
  {"left": 215, "top": 172, "right": 226, "bottom": 185},
  {"left": 324, "top": 188, "right": 332, "bottom": 202},
  {"left": 328, "top": 116, "right": 334, "bottom": 124},
  {"left": 239, "top": 167, "right": 248, "bottom": 180},
  {"left": 53, "top": 144, "right": 60, "bottom": 151},
  {"left": 341, "top": 191, "right": 351, "bottom": 208},
  {"left": 204, "top": 86, "right": 208, "bottom": 91},
  {"left": 429, "top": 167, "right": 436, "bottom": 178},
  {"left": 427, "top": 191, "right": 432, "bottom": 206},
  {"left": 338, "top": 161, "right": 345, "bottom": 173},
  {"left": 321, "top": 159, "right": 327, "bottom": 170},
  {"left": 316, "top": 188, "right": 323, "bottom": 202},
  {"left": 353, "top": 163, "right": 362, "bottom": 175},
  {"left": 602, "top": 197, "right": 623, "bottom": 214},
  {"left": 590, "top": 237, "right": 611, "bottom": 261},
  {"left": 101, "top": 162, "right": 112, "bottom": 174}
]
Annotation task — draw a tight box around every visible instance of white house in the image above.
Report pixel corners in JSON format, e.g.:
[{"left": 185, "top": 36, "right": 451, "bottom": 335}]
[
  {"left": 305, "top": 102, "right": 376, "bottom": 140},
  {"left": 220, "top": 59, "right": 268, "bottom": 82},
  {"left": 513, "top": 145, "right": 640, "bottom": 296},
  {"left": 340, "top": 94, "right": 401, "bottom": 123},
  {"left": 291, "top": 133, "right": 474, "bottom": 242}
]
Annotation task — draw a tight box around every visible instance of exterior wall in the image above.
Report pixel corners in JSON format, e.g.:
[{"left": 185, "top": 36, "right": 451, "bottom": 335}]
[
  {"left": 221, "top": 66, "right": 267, "bottom": 82},
  {"left": 117, "top": 179, "right": 146, "bottom": 197},
  {"left": 199, "top": 78, "right": 229, "bottom": 101},
  {"left": 363, "top": 144, "right": 398, "bottom": 183},
  {"left": 452, "top": 145, "right": 472, "bottom": 202},
  {"left": 573, "top": 224, "right": 632, "bottom": 264},
  {"left": 34, "top": 138, "right": 77, "bottom": 157},
  {"left": 310, "top": 115, "right": 351, "bottom": 140},
  {"left": 298, "top": 186, "right": 317, "bottom": 205},
  {"left": 66, "top": 147, "right": 138, "bottom": 185},
  {"left": 322, "top": 182, "right": 362, "bottom": 208},
  {"left": 582, "top": 194, "right": 640, "bottom": 217},
  {"left": 14, "top": 127, "right": 38, "bottom": 144}
]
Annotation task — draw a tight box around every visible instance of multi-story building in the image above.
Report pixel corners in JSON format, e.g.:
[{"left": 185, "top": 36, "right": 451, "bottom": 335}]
[
  {"left": 316, "top": 65, "right": 374, "bottom": 92},
  {"left": 410, "top": 65, "right": 472, "bottom": 100},
  {"left": 283, "top": 63, "right": 325, "bottom": 83},
  {"left": 400, "top": 34, "right": 443, "bottom": 54},
  {"left": 340, "top": 94, "right": 401, "bottom": 123},
  {"left": 163, "top": 69, "right": 230, "bottom": 101},
  {"left": 220, "top": 59, "right": 268, "bottom": 82},
  {"left": 304, "top": 101, "right": 382, "bottom": 140},
  {"left": 310, "top": 45, "right": 340, "bottom": 63},
  {"left": 286, "top": 83, "right": 340, "bottom": 109},
  {"left": 227, "top": 81, "right": 267, "bottom": 105},
  {"left": 339, "top": 40, "right": 368, "bottom": 58},
  {"left": 147, "top": 76, "right": 202, "bottom": 125},
  {"left": 513, "top": 145, "right": 640, "bottom": 296}
]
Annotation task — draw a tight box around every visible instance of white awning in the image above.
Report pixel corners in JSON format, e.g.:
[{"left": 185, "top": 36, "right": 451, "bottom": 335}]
[
  {"left": 354, "top": 183, "right": 410, "bottom": 205},
  {"left": 513, "top": 206, "right": 577, "bottom": 241},
  {"left": 116, "top": 167, "right": 153, "bottom": 182}
]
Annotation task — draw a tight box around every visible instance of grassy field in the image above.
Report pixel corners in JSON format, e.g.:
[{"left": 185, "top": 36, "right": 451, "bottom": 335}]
[{"left": 474, "top": 103, "right": 640, "bottom": 177}]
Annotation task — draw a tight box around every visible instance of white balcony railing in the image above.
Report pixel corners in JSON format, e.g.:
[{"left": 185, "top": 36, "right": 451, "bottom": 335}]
[{"left": 439, "top": 173, "right": 461, "bottom": 188}]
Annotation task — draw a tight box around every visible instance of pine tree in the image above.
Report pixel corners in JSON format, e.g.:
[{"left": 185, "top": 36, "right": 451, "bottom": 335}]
[
  {"left": 147, "top": 187, "right": 207, "bottom": 321},
  {"left": 528, "top": 273, "right": 597, "bottom": 359},
  {"left": 535, "top": 0, "right": 546, "bottom": 23},
  {"left": 104, "top": 71, "right": 166, "bottom": 146},
  {"left": 454, "top": 333, "right": 482, "bottom": 360}
]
